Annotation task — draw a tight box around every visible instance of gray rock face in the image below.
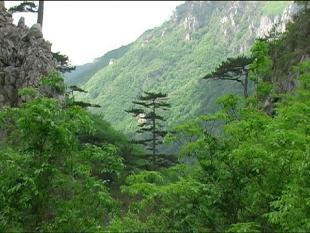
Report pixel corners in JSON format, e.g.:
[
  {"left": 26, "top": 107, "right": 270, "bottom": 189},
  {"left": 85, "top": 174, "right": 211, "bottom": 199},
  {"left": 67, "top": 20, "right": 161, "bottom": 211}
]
[{"left": 0, "top": 7, "right": 57, "bottom": 108}]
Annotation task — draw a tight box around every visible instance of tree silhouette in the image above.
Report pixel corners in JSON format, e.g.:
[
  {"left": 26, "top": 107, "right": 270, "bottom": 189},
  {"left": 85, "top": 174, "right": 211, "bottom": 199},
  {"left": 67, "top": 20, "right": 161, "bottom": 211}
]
[
  {"left": 8, "top": 1, "right": 38, "bottom": 13},
  {"left": 66, "top": 85, "right": 100, "bottom": 108},
  {"left": 203, "top": 55, "right": 254, "bottom": 98},
  {"left": 8, "top": 1, "right": 44, "bottom": 27},
  {"left": 52, "top": 52, "right": 76, "bottom": 73},
  {"left": 126, "top": 91, "right": 171, "bottom": 169}
]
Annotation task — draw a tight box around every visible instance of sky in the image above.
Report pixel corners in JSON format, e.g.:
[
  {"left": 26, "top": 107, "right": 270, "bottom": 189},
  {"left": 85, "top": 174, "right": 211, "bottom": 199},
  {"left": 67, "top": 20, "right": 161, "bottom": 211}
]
[{"left": 5, "top": 1, "right": 183, "bottom": 65}]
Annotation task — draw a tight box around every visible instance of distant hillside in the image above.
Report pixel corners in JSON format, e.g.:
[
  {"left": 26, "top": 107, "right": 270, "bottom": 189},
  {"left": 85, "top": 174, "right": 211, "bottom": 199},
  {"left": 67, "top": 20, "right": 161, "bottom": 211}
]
[
  {"left": 64, "top": 44, "right": 132, "bottom": 86},
  {"left": 68, "top": 1, "right": 294, "bottom": 133}
]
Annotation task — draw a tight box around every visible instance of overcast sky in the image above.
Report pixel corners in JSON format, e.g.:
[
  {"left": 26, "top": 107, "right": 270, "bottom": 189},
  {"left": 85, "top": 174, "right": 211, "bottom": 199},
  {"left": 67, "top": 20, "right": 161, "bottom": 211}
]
[{"left": 5, "top": 1, "right": 183, "bottom": 65}]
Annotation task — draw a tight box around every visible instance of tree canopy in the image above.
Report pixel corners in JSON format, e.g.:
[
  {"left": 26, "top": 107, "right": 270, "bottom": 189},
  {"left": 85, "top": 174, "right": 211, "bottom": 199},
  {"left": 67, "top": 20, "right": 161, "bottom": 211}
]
[{"left": 203, "top": 55, "right": 254, "bottom": 98}]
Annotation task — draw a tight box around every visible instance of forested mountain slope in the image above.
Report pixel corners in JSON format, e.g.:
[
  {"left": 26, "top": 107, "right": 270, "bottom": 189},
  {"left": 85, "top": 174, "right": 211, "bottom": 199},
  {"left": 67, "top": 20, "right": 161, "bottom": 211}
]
[
  {"left": 64, "top": 44, "right": 132, "bottom": 86},
  {"left": 70, "top": 1, "right": 294, "bottom": 133},
  {"left": 1, "top": 1, "right": 309, "bottom": 231},
  {"left": 107, "top": 4, "right": 310, "bottom": 231}
]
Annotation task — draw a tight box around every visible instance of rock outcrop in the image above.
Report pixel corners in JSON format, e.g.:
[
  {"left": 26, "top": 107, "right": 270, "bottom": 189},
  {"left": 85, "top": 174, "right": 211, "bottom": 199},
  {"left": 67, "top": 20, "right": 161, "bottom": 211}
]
[
  {"left": 255, "top": 4, "right": 298, "bottom": 39},
  {"left": 0, "top": 5, "right": 57, "bottom": 108},
  {"left": 172, "top": 1, "right": 297, "bottom": 43}
]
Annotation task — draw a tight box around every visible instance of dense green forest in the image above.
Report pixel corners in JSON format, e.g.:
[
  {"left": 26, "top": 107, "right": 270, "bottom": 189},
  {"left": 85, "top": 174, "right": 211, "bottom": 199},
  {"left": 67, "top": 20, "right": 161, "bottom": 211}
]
[{"left": 0, "top": 1, "right": 309, "bottom": 232}]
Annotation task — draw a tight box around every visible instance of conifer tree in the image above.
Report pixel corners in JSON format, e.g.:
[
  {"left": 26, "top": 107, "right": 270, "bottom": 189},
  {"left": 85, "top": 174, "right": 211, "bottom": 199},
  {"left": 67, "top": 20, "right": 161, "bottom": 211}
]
[
  {"left": 8, "top": 1, "right": 44, "bottom": 27},
  {"left": 52, "top": 52, "right": 76, "bottom": 73},
  {"left": 66, "top": 85, "right": 100, "bottom": 108},
  {"left": 8, "top": 1, "right": 38, "bottom": 14},
  {"left": 203, "top": 55, "right": 254, "bottom": 98},
  {"left": 126, "top": 91, "right": 171, "bottom": 169}
]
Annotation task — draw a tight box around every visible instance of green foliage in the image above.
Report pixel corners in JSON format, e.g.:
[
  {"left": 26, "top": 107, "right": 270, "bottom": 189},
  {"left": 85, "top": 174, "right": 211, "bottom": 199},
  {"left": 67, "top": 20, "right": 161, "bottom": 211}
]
[
  {"left": 264, "top": 61, "right": 310, "bottom": 232},
  {"left": 250, "top": 40, "right": 272, "bottom": 82},
  {"left": 107, "top": 213, "right": 147, "bottom": 233},
  {"left": 80, "top": 143, "right": 124, "bottom": 179},
  {"left": 52, "top": 52, "right": 76, "bottom": 73},
  {"left": 226, "top": 222, "right": 261, "bottom": 233},
  {"left": 8, "top": 1, "right": 38, "bottom": 13},
  {"left": 0, "top": 96, "right": 124, "bottom": 231},
  {"left": 256, "top": 81, "right": 273, "bottom": 101},
  {"left": 203, "top": 55, "right": 254, "bottom": 98},
  {"left": 203, "top": 55, "right": 254, "bottom": 80},
  {"left": 111, "top": 60, "right": 310, "bottom": 232},
  {"left": 247, "top": 39, "right": 274, "bottom": 104},
  {"left": 1, "top": 1, "right": 308, "bottom": 232},
  {"left": 117, "top": 170, "right": 218, "bottom": 232},
  {"left": 41, "top": 72, "right": 66, "bottom": 94},
  {"left": 18, "top": 87, "right": 39, "bottom": 99},
  {"left": 77, "top": 113, "right": 142, "bottom": 172},
  {"left": 216, "top": 94, "right": 242, "bottom": 115}
]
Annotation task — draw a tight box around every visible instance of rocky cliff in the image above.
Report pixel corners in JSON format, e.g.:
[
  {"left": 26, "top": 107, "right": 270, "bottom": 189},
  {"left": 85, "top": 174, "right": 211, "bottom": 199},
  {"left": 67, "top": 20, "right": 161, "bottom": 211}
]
[
  {"left": 0, "top": 4, "right": 56, "bottom": 108},
  {"left": 172, "top": 1, "right": 297, "bottom": 50}
]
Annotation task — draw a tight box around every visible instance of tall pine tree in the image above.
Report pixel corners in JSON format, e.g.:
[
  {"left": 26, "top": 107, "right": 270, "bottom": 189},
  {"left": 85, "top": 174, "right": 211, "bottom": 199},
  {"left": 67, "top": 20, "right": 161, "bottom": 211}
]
[
  {"left": 126, "top": 91, "right": 171, "bottom": 169},
  {"left": 8, "top": 1, "right": 43, "bottom": 27}
]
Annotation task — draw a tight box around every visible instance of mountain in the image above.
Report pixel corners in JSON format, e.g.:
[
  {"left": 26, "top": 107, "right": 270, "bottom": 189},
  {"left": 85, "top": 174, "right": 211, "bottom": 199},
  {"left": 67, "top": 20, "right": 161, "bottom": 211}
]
[
  {"left": 66, "top": 1, "right": 295, "bottom": 133},
  {"left": 64, "top": 43, "right": 132, "bottom": 86}
]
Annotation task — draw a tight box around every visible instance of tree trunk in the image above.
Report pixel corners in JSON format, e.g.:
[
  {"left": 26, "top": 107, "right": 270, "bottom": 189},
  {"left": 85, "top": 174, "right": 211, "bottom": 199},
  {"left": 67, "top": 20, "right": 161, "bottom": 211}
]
[
  {"left": 37, "top": 1, "right": 44, "bottom": 28},
  {"left": 152, "top": 101, "right": 156, "bottom": 168},
  {"left": 244, "top": 74, "right": 248, "bottom": 98},
  {"left": 0, "top": 1, "right": 5, "bottom": 10}
]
